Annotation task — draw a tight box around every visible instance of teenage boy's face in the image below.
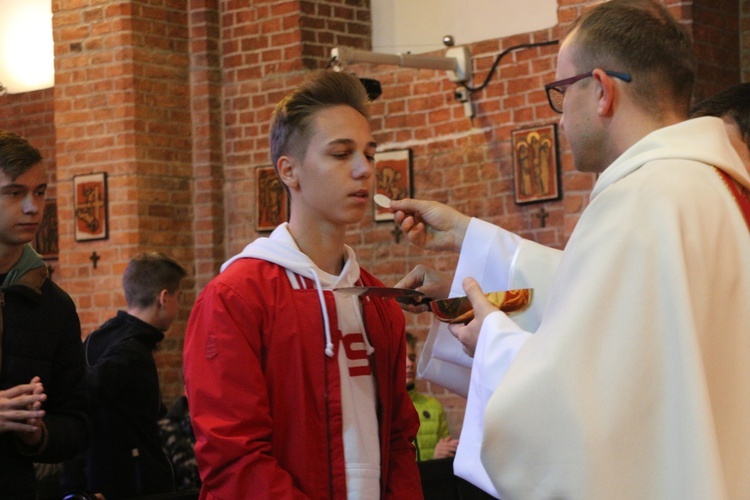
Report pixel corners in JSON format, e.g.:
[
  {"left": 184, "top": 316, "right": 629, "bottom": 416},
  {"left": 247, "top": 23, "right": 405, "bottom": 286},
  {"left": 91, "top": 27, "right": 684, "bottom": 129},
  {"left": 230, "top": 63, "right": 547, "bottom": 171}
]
[
  {"left": 0, "top": 162, "right": 46, "bottom": 249},
  {"left": 405, "top": 343, "right": 417, "bottom": 387},
  {"left": 292, "top": 105, "right": 376, "bottom": 226}
]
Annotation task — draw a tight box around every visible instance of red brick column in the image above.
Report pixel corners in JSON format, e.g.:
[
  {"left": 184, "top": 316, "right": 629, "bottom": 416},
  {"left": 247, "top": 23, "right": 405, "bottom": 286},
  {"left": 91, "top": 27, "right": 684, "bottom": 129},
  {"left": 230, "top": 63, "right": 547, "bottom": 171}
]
[
  {"left": 189, "top": 0, "right": 225, "bottom": 290},
  {"left": 52, "top": 0, "right": 194, "bottom": 400}
]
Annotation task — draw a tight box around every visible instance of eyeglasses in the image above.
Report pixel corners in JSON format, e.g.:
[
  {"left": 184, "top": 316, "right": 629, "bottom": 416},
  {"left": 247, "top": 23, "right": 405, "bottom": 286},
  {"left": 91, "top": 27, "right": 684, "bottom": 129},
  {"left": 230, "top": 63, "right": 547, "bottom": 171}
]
[{"left": 544, "top": 70, "right": 632, "bottom": 114}]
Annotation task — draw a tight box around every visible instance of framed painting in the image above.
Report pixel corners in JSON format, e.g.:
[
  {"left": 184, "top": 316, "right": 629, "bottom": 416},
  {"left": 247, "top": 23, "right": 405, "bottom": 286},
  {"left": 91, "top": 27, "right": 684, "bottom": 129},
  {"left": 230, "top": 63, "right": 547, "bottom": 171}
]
[
  {"left": 374, "top": 149, "right": 412, "bottom": 221},
  {"left": 511, "top": 123, "right": 561, "bottom": 204},
  {"left": 256, "top": 165, "right": 289, "bottom": 231},
  {"left": 73, "top": 172, "right": 108, "bottom": 241},
  {"left": 34, "top": 198, "right": 59, "bottom": 259}
]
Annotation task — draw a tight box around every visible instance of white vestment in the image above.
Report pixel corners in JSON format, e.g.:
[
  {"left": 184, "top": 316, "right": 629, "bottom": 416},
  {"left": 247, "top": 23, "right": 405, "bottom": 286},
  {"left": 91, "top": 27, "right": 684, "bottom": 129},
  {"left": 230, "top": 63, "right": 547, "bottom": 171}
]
[{"left": 420, "top": 117, "right": 750, "bottom": 499}]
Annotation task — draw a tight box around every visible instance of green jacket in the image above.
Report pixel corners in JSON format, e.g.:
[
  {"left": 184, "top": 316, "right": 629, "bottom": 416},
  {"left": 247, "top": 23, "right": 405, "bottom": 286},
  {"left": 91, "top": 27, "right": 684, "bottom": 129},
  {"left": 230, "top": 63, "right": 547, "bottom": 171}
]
[{"left": 408, "top": 388, "right": 450, "bottom": 461}]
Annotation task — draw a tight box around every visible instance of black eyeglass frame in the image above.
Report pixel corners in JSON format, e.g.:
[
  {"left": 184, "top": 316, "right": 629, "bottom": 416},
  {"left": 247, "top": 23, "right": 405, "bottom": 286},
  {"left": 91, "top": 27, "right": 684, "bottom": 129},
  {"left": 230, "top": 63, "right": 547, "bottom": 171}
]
[{"left": 544, "top": 70, "right": 632, "bottom": 114}]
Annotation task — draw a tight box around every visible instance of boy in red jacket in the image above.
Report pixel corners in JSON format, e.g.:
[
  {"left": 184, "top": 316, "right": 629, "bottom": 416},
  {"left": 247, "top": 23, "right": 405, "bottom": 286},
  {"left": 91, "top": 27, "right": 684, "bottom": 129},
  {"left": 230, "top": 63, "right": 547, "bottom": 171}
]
[{"left": 184, "top": 70, "right": 422, "bottom": 499}]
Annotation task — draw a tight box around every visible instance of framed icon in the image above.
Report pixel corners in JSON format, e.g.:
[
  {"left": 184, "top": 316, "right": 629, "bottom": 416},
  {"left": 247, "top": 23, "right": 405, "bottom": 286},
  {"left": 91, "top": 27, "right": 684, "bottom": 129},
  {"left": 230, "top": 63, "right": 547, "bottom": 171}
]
[
  {"left": 374, "top": 149, "right": 412, "bottom": 221},
  {"left": 511, "top": 124, "right": 561, "bottom": 204},
  {"left": 34, "top": 199, "right": 59, "bottom": 258},
  {"left": 73, "top": 172, "right": 109, "bottom": 241},
  {"left": 256, "top": 165, "right": 289, "bottom": 231}
]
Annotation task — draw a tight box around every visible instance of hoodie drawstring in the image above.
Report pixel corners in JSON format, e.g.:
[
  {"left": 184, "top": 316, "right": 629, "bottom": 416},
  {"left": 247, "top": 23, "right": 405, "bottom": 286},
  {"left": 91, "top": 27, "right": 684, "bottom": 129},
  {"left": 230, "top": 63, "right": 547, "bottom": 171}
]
[
  {"left": 309, "top": 268, "right": 335, "bottom": 357},
  {"left": 351, "top": 295, "right": 375, "bottom": 356}
]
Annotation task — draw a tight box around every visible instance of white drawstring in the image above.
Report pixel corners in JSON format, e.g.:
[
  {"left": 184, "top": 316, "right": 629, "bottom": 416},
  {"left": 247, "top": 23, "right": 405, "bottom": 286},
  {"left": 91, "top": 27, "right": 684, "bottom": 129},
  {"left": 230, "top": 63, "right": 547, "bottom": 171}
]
[
  {"left": 351, "top": 295, "right": 375, "bottom": 355},
  {"left": 309, "top": 268, "right": 335, "bottom": 357}
]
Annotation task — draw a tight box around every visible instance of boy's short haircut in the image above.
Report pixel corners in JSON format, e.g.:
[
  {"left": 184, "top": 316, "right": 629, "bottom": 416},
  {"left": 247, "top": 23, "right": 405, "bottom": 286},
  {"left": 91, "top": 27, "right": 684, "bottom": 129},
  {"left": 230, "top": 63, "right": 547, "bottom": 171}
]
[
  {"left": 690, "top": 83, "right": 750, "bottom": 149},
  {"left": 269, "top": 70, "right": 371, "bottom": 170},
  {"left": 0, "top": 129, "right": 43, "bottom": 181},
  {"left": 406, "top": 332, "right": 417, "bottom": 348},
  {"left": 123, "top": 252, "right": 187, "bottom": 309}
]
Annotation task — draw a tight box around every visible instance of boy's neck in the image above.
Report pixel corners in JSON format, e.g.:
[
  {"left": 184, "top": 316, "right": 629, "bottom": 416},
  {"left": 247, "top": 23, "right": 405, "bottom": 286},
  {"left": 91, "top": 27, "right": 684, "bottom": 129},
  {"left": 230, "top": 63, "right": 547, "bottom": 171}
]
[
  {"left": 0, "top": 244, "right": 25, "bottom": 274},
  {"left": 127, "top": 304, "right": 163, "bottom": 331},
  {"left": 287, "top": 221, "right": 346, "bottom": 276}
]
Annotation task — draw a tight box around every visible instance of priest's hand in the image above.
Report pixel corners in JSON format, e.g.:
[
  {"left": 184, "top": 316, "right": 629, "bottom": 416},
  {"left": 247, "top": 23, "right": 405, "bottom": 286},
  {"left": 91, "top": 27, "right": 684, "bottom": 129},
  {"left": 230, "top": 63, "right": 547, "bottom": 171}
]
[
  {"left": 394, "top": 264, "right": 451, "bottom": 313},
  {"left": 390, "top": 198, "right": 470, "bottom": 252},
  {"left": 449, "top": 278, "right": 496, "bottom": 357}
]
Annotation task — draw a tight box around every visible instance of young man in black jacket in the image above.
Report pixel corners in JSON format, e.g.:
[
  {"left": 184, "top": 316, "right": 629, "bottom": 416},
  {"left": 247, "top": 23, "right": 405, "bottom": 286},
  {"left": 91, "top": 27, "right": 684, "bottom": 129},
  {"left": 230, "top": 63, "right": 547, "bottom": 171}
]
[
  {"left": 74, "top": 252, "right": 187, "bottom": 498},
  {"left": 0, "top": 129, "right": 89, "bottom": 499}
]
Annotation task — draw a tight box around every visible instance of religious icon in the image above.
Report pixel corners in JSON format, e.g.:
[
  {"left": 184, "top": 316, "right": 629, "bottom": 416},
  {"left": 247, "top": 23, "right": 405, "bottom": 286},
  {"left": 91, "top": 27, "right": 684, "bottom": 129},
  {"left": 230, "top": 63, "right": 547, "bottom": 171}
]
[
  {"left": 255, "top": 165, "right": 289, "bottom": 231},
  {"left": 74, "top": 172, "right": 108, "bottom": 241},
  {"left": 35, "top": 199, "right": 59, "bottom": 258},
  {"left": 374, "top": 149, "right": 412, "bottom": 222},
  {"left": 511, "top": 124, "right": 561, "bottom": 204}
]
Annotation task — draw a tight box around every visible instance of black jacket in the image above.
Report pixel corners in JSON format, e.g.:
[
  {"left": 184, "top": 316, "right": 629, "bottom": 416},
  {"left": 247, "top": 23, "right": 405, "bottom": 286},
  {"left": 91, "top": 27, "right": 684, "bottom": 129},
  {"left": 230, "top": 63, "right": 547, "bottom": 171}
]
[
  {"left": 0, "top": 263, "right": 89, "bottom": 500},
  {"left": 83, "top": 311, "right": 174, "bottom": 498}
]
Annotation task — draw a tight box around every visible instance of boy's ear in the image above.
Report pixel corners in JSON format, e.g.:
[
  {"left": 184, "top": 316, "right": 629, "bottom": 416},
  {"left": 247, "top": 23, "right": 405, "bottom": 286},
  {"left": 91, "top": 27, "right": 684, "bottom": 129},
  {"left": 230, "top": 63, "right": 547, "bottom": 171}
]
[
  {"left": 277, "top": 155, "right": 299, "bottom": 189},
  {"left": 157, "top": 289, "right": 169, "bottom": 309}
]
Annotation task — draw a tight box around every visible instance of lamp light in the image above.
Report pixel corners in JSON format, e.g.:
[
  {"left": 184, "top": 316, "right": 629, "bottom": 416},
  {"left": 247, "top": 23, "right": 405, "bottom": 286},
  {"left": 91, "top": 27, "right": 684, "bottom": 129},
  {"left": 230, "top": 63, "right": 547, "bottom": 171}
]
[{"left": 0, "top": 0, "right": 54, "bottom": 94}]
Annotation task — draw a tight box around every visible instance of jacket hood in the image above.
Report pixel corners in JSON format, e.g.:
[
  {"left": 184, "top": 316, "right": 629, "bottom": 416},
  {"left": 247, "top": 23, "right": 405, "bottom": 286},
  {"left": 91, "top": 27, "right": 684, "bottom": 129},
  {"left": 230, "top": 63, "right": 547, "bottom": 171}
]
[
  {"left": 0, "top": 244, "right": 47, "bottom": 294},
  {"left": 593, "top": 116, "right": 750, "bottom": 199},
  {"left": 85, "top": 311, "right": 165, "bottom": 366},
  {"left": 221, "top": 222, "right": 360, "bottom": 288},
  {"left": 221, "top": 223, "right": 361, "bottom": 357}
]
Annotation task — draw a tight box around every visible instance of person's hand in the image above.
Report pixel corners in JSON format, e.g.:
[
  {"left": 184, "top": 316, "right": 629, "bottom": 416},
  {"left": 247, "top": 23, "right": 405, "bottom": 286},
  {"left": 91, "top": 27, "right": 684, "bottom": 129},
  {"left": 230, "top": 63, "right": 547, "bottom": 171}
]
[
  {"left": 448, "top": 278, "right": 497, "bottom": 357},
  {"left": 390, "top": 198, "right": 470, "bottom": 252},
  {"left": 432, "top": 436, "right": 460, "bottom": 459},
  {"left": 394, "top": 264, "right": 451, "bottom": 313},
  {"left": 19, "top": 377, "right": 46, "bottom": 446},
  {"left": 0, "top": 377, "right": 46, "bottom": 445}
]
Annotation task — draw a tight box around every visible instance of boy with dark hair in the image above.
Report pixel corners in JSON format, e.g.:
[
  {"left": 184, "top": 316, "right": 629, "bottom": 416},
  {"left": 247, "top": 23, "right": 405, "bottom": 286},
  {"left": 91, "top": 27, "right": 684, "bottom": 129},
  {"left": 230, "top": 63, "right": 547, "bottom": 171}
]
[
  {"left": 0, "top": 129, "right": 89, "bottom": 498},
  {"left": 184, "top": 70, "right": 422, "bottom": 499},
  {"left": 691, "top": 82, "right": 750, "bottom": 172},
  {"left": 77, "top": 251, "right": 187, "bottom": 498}
]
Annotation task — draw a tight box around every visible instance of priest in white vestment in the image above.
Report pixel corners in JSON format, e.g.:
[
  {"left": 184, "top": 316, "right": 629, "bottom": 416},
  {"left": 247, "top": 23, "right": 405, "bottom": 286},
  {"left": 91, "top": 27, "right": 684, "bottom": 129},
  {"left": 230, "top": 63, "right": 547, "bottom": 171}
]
[{"left": 391, "top": 1, "right": 750, "bottom": 498}]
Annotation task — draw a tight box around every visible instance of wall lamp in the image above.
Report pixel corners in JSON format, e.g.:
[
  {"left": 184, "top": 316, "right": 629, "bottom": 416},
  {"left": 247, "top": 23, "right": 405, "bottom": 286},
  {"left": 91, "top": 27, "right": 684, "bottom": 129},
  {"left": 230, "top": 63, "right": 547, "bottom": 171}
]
[
  {"left": 329, "top": 39, "right": 559, "bottom": 119},
  {"left": 329, "top": 43, "right": 473, "bottom": 115},
  {"left": 329, "top": 45, "right": 473, "bottom": 85}
]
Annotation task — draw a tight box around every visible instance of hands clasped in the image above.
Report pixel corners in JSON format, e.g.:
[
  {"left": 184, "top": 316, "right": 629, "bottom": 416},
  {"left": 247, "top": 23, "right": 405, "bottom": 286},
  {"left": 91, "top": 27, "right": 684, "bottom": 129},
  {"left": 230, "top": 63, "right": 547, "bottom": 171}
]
[{"left": 0, "top": 376, "right": 46, "bottom": 446}]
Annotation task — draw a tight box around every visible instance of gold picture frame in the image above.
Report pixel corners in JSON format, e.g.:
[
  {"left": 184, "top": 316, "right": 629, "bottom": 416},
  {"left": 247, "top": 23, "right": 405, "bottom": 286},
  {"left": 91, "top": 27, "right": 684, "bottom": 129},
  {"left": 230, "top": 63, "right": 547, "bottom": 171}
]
[{"left": 511, "top": 124, "right": 561, "bottom": 204}]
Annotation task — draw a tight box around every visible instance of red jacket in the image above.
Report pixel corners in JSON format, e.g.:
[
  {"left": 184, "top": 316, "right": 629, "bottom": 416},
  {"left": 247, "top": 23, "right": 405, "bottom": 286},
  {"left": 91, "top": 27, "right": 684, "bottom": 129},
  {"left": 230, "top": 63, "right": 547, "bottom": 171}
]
[{"left": 184, "top": 259, "right": 422, "bottom": 499}]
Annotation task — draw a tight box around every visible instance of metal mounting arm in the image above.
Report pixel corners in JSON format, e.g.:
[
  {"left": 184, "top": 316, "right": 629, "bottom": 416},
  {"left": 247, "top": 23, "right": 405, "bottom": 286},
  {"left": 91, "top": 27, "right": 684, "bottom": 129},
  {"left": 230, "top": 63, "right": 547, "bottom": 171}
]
[{"left": 330, "top": 46, "right": 472, "bottom": 84}]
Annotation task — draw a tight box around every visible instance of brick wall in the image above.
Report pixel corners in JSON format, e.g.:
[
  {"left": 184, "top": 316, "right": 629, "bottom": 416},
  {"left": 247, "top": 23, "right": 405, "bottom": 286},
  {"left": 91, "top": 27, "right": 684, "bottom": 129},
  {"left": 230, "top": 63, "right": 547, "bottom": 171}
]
[
  {"left": 51, "top": 0, "right": 194, "bottom": 402},
  {"left": 1, "top": 0, "right": 747, "bottom": 420},
  {"left": 0, "top": 88, "right": 57, "bottom": 196},
  {"left": 692, "top": 0, "right": 741, "bottom": 100},
  {"left": 190, "top": 0, "right": 225, "bottom": 290}
]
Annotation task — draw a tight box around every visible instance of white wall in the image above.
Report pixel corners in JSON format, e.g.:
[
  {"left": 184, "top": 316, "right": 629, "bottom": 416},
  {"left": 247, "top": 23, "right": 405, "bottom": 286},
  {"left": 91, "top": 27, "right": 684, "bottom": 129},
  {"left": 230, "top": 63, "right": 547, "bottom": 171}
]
[{"left": 372, "top": 0, "right": 558, "bottom": 55}]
